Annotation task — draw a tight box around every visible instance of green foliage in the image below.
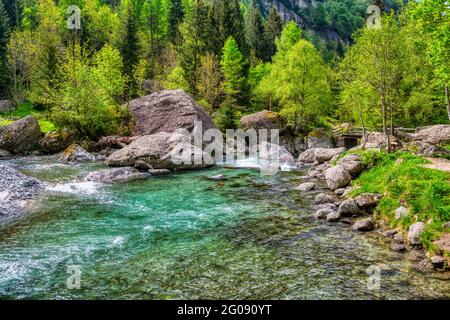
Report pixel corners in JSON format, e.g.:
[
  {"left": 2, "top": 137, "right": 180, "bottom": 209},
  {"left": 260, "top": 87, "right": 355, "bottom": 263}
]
[
  {"left": 51, "top": 44, "right": 127, "bottom": 138},
  {"left": 168, "top": 0, "right": 184, "bottom": 45},
  {"left": 245, "top": 0, "right": 266, "bottom": 63},
  {"left": 275, "top": 21, "right": 301, "bottom": 55},
  {"left": 164, "top": 65, "right": 190, "bottom": 91},
  {"left": 221, "top": 37, "right": 248, "bottom": 107},
  {"left": 0, "top": 0, "right": 10, "bottom": 98},
  {"left": 352, "top": 151, "right": 450, "bottom": 252},
  {"left": 263, "top": 6, "right": 283, "bottom": 61}
]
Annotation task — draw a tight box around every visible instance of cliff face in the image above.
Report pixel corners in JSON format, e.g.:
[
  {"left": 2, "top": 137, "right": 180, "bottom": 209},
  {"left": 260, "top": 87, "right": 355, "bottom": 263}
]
[{"left": 262, "top": 0, "right": 313, "bottom": 23}]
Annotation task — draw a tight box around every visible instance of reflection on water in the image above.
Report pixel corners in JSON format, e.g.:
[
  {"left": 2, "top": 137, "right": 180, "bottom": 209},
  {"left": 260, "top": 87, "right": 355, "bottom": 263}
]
[{"left": 0, "top": 156, "right": 449, "bottom": 299}]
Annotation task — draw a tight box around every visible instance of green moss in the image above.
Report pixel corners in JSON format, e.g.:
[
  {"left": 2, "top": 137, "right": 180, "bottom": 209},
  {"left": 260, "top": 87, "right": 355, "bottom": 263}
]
[{"left": 351, "top": 151, "right": 450, "bottom": 253}]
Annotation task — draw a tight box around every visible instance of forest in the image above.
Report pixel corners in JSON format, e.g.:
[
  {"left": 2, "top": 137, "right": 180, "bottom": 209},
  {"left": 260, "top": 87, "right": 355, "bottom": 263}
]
[{"left": 0, "top": 0, "right": 449, "bottom": 138}]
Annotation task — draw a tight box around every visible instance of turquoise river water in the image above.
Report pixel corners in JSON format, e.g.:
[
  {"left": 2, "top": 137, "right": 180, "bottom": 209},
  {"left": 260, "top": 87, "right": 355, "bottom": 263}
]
[{"left": 0, "top": 156, "right": 449, "bottom": 299}]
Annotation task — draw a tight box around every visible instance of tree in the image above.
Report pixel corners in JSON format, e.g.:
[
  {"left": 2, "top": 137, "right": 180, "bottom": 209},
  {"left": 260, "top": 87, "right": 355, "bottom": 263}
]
[
  {"left": 339, "top": 15, "right": 405, "bottom": 146},
  {"left": 119, "top": 2, "right": 141, "bottom": 99},
  {"left": 51, "top": 43, "right": 127, "bottom": 138},
  {"left": 0, "top": 0, "right": 11, "bottom": 98},
  {"left": 269, "top": 39, "right": 331, "bottom": 132},
  {"left": 409, "top": 0, "right": 450, "bottom": 120},
  {"left": 168, "top": 0, "right": 184, "bottom": 46},
  {"left": 220, "top": 36, "right": 248, "bottom": 107},
  {"left": 179, "top": 0, "right": 210, "bottom": 95},
  {"left": 245, "top": 0, "right": 266, "bottom": 63},
  {"left": 196, "top": 53, "right": 224, "bottom": 114},
  {"left": 264, "top": 7, "right": 283, "bottom": 61},
  {"left": 275, "top": 21, "right": 302, "bottom": 55}
]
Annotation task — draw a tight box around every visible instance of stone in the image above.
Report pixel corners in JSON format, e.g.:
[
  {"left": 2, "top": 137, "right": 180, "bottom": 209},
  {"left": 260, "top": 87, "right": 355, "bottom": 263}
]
[
  {"left": 392, "top": 244, "right": 407, "bottom": 252},
  {"left": 352, "top": 218, "right": 375, "bottom": 232},
  {"left": 313, "top": 208, "right": 333, "bottom": 220},
  {"left": 317, "top": 203, "right": 338, "bottom": 211},
  {"left": 0, "top": 116, "right": 42, "bottom": 154},
  {"left": 0, "top": 148, "right": 11, "bottom": 157},
  {"left": 0, "top": 100, "right": 15, "bottom": 112},
  {"left": 280, "top": 136, "right": 306, "bottom": 157},
  {"left": 134, "top": 160, "right": 153, "bottom": 171},
  {"left": 326, "top": 211, "right": 341, "bottom": 222},
  {"left": 298, "top": 149, "right": 316, "bottom": 163},
  {"left": 405, "top": 140, "right": 450, "bottom": 158},
  {"left": 335, "top": 188, "right": 346, "bottom": 196},
  {"left": 395, "top": 206, "right": 409, "bottom": 220},
  {"left": 257, "top": 142, "right": 296, "bottom": 168},
  {"left": 60, "top": 144, "right": 95, "bottom": 162},
  {"left": 354, "top": 193, "right": 381, "bottom": 210},
  {"left": 40, "top": 129, "right": 77, "bottom": 154},
  {"left": 363, "top": 132, "right": 400, "bottom": 149},
  {"left": 240, "top": 110, "right": 285, "bottom": 131},
  {"left": 384, "top": 229, "right": 398, "bottom": 238},
  {"left": 431, "top": 256, "right": 445, "bottom": 270},
  {"left": 94, "top": 136, "right": 139, "bottom": 151},
  {"left": 149, "top": 169, "right": 171, "bottom": 176},
  {"left": 393, "top": 233, "right": 405, "bottom": 244},
  {"left": 433, "top": 234, "right": 450, "bottom": 255},
  {"left": 412, "top": 125, "right": 450, "bottom": 145},
  {"left": 83, "top": 168, "right": 148, "bottom": 183},
  {"left": 314, "top": 148, "right": 346, "bottom": 164},
  {"left": 209, "top": 174, "right": 226, "bottom": 181},
  {"left": 443, "top": 222, "right": 450, "bottom": 229},
  {"left": 128, "top": 89, "right": 217, "bottom": 136},
  {"left": 325, "top": 165, "right": 352, "bottom": 191},
  {"left": 340, "top": 160, "right": 365, "bottom": 177},
  {"left": 297, "top": 182, "right": 316, "bottom": 192},
  {"left": 408, "top": 222, "right": 426, "bottom": 246},
  {"left": 307, "top": 128, "right": 334, "bottom": 149},
  {"left": 106, "top": 132, "right": 213, "bottom": 171},
  {"left": 314, "top": 193, "right": 337, "bottom": 205},
  {"left": 337, "top": 199, "right": 360, "bottom": 217}
]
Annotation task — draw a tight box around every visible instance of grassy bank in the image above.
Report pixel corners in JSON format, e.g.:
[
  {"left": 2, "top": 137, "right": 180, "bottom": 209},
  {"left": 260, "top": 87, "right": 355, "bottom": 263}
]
[
  {"left": 350, "top": 151, "right": 450, "bottom": 255},
  {"left": 0, "top": 103, "right": 55, "bottom": 133}
]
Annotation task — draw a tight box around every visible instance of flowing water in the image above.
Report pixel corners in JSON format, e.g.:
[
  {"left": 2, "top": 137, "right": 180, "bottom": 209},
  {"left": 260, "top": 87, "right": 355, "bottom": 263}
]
[{"left": 0, "top": 156, "right": 449, "bottom": 300}]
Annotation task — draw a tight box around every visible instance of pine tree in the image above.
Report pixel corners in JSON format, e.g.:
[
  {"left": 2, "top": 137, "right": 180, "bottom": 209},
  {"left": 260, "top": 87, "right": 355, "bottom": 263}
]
[
  {"left": 215, "top": 0, "right": 248, "bottom": 55},
  {"left": 168, "top": 0, "right": 184, "bottom": 46},
  {"left": 0, "top": 0, "right": 10, "bottom": 98},
  {"left": 2, "top": 0, "right": 21, "bottom": 28},
  {"left": 220, "top": 36, "right": 248, "bottom": 107},
  {"left": 264, "top": 7, "right": 283, "bottom": 61},
  {"left": 120, "top": 3, "right": 141, "bottom": 99},
  {"left": 179, "top": 0, "right": 210, "bottom": 95},
  {"left": 245, "top": 0, "right": 266, "bottom": 63}
]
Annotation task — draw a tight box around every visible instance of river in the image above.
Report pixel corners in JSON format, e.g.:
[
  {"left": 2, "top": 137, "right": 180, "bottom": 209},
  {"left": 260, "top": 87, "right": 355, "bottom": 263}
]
[{"left": 0, "top": 156, "right": 448, "bottom": 299}]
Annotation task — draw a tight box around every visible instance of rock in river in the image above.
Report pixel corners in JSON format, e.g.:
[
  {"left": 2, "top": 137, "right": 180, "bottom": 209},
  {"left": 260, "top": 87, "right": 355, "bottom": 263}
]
[
  {"left": 60, "top": 144, "right": 96, "bottom": 162},
  {"left": 325, "top": 165, "right": 352, "bottom": 191},
  {"left": 296, "top": 182, "right": 316, "bottom": 192},
  {"left": 352, "top": 218, "right": 375, "bottom": 232},
  {"left": 84, "top": 168, "right": 148, "bottom": 183},
  {"left": 0, "top": 116, "right": 42, "bottom": 154},
  {"left": 106, "top": 132, "right": 213, "bottom": 171}
]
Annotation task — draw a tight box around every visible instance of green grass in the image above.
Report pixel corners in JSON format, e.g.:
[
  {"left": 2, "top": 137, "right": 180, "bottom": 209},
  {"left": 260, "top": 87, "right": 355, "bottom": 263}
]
[
  {"left": 351, "top": 151, "right": 450, "bottom": 254},
  {"left": 0, "top": 102, "right": 55, "bottom": 133}
]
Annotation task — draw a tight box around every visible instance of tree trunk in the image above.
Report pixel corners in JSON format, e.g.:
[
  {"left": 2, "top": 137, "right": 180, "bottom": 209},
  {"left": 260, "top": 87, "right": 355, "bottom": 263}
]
[
  {"left": 360, "top": 109, "right": 367, "bottom": 149},
  {"left": 381, "top": 92, "right": 390, "bottom": 151},
  {"left": 445, "top": 84, "right": 450, "bottom": 121}
]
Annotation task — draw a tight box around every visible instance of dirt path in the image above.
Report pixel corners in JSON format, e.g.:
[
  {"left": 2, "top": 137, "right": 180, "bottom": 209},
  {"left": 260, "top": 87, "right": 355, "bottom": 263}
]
[{"left": 424, "top": 158, "right": 450, "bottom": 173}]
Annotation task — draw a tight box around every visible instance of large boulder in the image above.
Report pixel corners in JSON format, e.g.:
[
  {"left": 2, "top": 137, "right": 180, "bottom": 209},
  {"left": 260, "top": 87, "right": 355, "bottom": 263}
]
[
  {"left": 129, "top": 90, "right": 217, "bottom": 136},
  {"left": 93, "top": 135, "right": 140, "bottom": 151},
  {"left": 315, "top": 147, "right": 346, "bottom": 164},
  {"left": 298, "top": 149, "right": 316, "bottom": 163},
  {"left": 106, "top": 132, "right": 213, "bottom": 171},
  {"left": 354, "top": 193, "right": 381, "bottom": 210},
  {"left": 40, "top": 129, "right": 77, "bottom": 154},
  {"left": 325, "top": 165, "right": 352, "bottom": 191},
  {"left": 0, "top": 116, "right": 42, "bottom": 154},
  {"left": 363, "top": 132, "right": 400, "bottom": 149},
  {"left": 405, "top": 140, "right": 450, "bottom": 158},
  {"left": 60, "top": 144, "right": 95, "bottom": 162},
  {"left": 0, "top": 100, "right": 15, "bottom": 113},
  {"left": 307, "top": 129, "right": 334, "bottom": 149},
  {"left": 337, "top": 154, "right": 365, "bottom": 177},
  {"left": 412, "top": 125, "right": 450, "bottom": 145},
  {"left": 337, "top": 199, "right": 360, "bottom": 217},
  {"left": 240, "top": 110, "right": 285, "bottom": 131},
  {"left": 280, "top": 135, "right": 306, "bottom": 157}
]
